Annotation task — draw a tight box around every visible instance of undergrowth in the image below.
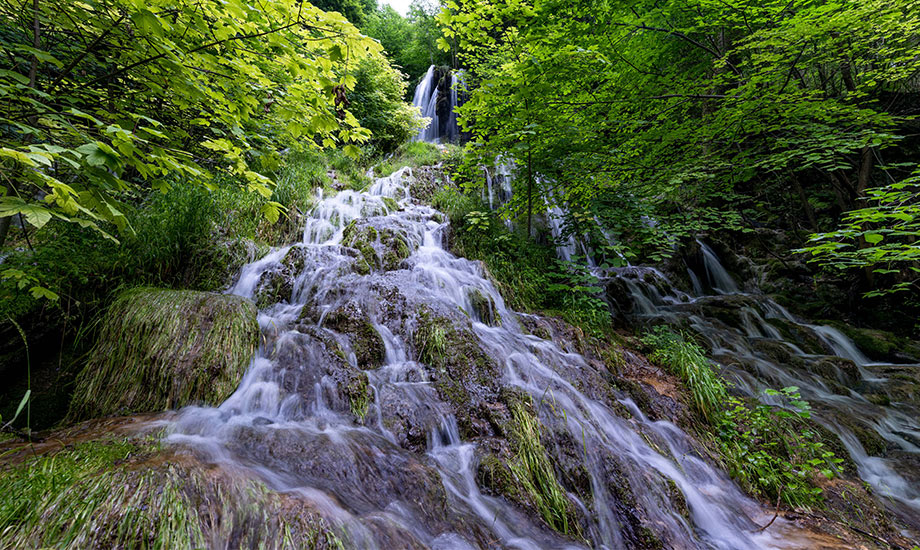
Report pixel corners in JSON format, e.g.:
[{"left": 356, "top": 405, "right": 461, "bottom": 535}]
[
  {"left": 68, "top": 287, "right": 260, "bottom": 419},
  {"left": 642, "top": 326, "right": 843, "bottom": 508},
  {"left": 431, "top": 186, "right": 610, "bottom": 335},
  {"left": 373, "top": 141, "right": 446, "bottom": 177}
]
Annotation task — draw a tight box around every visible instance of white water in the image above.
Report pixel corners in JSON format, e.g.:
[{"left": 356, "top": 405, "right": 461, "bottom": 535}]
[
  {"left": 613, "top": 246, "right": 920, "bottom": 533},
  {"left": 164, "top": 166, "right": 818, "bottom": 548},
  {"left": 412, "top": 65, "right": 462, "bottom": 143}
]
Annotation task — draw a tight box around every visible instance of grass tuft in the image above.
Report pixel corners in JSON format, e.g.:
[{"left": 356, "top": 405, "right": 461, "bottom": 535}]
[
  {"left": 641, "top": 326, "right": 726, "bottom": 421},
  {"left": 69, "top": 287, "right": 260, "bottom": 419},
  {"left": 507, "top": 399, "right": 578, "bottom": 536}
]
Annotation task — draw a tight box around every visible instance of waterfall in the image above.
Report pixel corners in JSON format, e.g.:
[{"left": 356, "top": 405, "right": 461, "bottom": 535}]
[
  {"left": 164, "top": 165, "right": 818, "bottom": 548},
  {"left": 607, "top": 246, "right": 920, "bottom": 535},
  {"left": 697, "top": 239, "right": 739, "bottom": 294},
  {"left": 411, "top": 65, "right": 463, "bottom": 143}
]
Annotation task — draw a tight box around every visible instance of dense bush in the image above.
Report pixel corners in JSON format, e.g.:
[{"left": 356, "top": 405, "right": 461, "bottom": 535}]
[{"left": 349, "top": 57, "right": 424, "bottom": 156}]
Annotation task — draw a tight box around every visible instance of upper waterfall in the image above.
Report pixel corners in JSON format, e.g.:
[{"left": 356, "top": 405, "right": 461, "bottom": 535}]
[{"left": 412, "top": 65, "right": 462, "bottom": 143}]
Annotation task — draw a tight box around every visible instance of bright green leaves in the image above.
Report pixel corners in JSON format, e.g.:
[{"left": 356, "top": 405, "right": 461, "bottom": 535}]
[
  {"left": 0, "top": 198, "right": 53, "bottom": 229},
  {"left": 801, "top": 170, "right": 920, "bottom": 296},
  {"left": 0, "top": 0, "right": 386, "bottom": 264}
]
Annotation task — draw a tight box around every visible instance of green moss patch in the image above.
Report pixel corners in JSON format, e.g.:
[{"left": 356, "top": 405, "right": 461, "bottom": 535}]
[
  {"left": 69, "top": 287, "right": 260, "bottom": 419},
  {"left": 0, "top": 435, "right": 341, "bottom": 549},
  {"left": 342, "top": 221, "right": 411, "bottom": 272}
]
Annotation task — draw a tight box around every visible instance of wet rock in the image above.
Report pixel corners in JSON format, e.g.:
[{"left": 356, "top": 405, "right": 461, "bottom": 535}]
[
  {"left": 323, "top": 300, "right": 386, "bottom": 369},
  {"left": 412, "top": 306, "right": 503, "bottom": 440},
  {"left": 467, "top": 288, "right": 499, "bottom": 326},
  {"left": 228, "top": 426, "right": 460, "bottom": 536},
  {"left": 342, "top": 219, "right": 412, "bottom": 272}
]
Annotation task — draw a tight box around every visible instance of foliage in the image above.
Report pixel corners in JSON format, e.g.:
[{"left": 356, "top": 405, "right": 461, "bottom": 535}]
[
  {"left": 68, "top": 287, "right": 260, "bottom": 420},
  {"left": 374, "top": 141, "right": 445, "bottom": 177},
  {"left": 801, "top": 170, "right": 920, "bottom": 296},
  {"left": 364, "top": 0, "right": 453, "bottom": 89},
  {"left": 642, "top": 326, "right": 727, "bottom": 422},
  {"left": 0, "top": 0, "right": 379, "bottom": 259},
  {"left": 716, "top": 388, "right": 844, "bottom": 508},
  {"left": 432, "top": 186, "right": 609, "bottom": 333},
  {"left": 346, "top": 56, "right": 425, "bottom": 156},
  {"left": 643, "top": 326, "right": 841, "bottom": 507},
  {"left": 438, "top": 0, "right": 920, "bottom": 263}
]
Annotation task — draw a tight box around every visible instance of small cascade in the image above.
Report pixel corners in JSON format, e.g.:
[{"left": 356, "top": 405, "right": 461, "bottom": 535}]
[
  {"left": 163, "top": 163, "right": 826, "bottom": 548},
  {"left": 605, "top": 242, "right": 920, "bottom": 535},
  {"left": 411, "top": 65, "right": 463, "bottom": 143},
  {"left": 697, "top": 239, "right": 740, "bottom": 294}
]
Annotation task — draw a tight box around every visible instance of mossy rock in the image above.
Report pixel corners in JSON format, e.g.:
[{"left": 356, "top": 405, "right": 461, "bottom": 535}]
[
  {"left": 69, "top": 288, "right": 259, "bottom": 419},
  {"left": 467, "top": 288, "right": 500, "bottom": 326},
  {"left": 0, "top": 431, "right": 342, "bottom": 549},
  {"left": 342, "top": 220, "right": 411, "bottom": 272},
  {"left": 412, "top": 306, "right": 502, "bottom": 438},
  {"left": 818, "top": 321, "right": 920, "bottom": 363},
  {"left": 253, "top": 246, "right": 310, "bottom": 308},
  {"left": 323, "top": 301, "right": 386, "bottom": 369}
]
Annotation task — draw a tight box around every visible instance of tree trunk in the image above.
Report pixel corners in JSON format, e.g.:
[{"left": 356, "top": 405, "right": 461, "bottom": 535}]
[
  {"left": 0, "top": 216, "right": 11, "bottom": 250},
  {"left": 527, "top": 147, "right": 533, "bottom": 237},
  {"left": 790, "top": 171, "right": 818, "bottom": 231}
]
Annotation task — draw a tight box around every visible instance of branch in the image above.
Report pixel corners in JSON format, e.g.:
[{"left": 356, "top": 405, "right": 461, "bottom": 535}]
[{"left": 77, "top": 17, "right": 311, "bottom": 91}]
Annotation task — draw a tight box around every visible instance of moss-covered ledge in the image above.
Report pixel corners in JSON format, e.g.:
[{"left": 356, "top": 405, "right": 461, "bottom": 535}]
[{"left": 69, "top": 287, "right": 260, "bottom": 419}]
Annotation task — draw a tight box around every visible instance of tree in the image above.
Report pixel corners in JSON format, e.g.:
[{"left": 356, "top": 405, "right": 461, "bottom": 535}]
[
  {"left": 0, "top": 0, "right": 380, "bottom": 257},
  {"left": 438, "top": 0, "right": 920, "bottom": 262}
]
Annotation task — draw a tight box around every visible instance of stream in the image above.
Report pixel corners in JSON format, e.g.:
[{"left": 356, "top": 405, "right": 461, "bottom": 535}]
[{"left": 162, "top": 165, "right": 855, "bottom": 549}]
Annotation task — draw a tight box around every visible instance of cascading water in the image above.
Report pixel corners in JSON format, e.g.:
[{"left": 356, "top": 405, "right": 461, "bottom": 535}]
[
  {"left": 610, "top": 247, "right": 920, "bottom": 535},
  {"left": 165, "top": 167, "right": 826, "bottom": 548},
  {"left": 412, "top": 65, "right": 462, "bottom": 143}
]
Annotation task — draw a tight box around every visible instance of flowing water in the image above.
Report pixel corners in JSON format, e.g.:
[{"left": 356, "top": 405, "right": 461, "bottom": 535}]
[
  {"left": 412, "top": 65, "right": 462, "bottom": 144},
  {"left": 610, "top": 253, "right": 920, "bottom": 536},
  {"left": 164, "top": 167, "right": 831, "bottom": 548}
]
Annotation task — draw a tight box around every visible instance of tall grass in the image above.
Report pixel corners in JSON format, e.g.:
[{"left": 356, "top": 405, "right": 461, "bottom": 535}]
[
  {"left": 508, "top": 400, "right": 577, "bottom": 536},
  {"left": 641, "top": 326, "right": 727, "bottom": 422},
  {"left": 68, "top": 287, "right": 259, "bottom": 419}
]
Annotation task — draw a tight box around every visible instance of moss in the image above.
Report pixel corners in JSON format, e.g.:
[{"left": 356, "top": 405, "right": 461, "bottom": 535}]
[
  {"left": 346, "top": 372, "right": 370, "bottom": 422},
  {"left": 69, "top": 287, "right": 260, "bottom": 420},
  {"left": 0, "top": 435, "right": 342, "bottom": 549},
  {"left": 324, "top": 305, "right": 385, "bottom": 369},
  {"left": 819, "top": 321, "right": 920, "bottom": 362},
  {"left": 381, "top": 197, "right": 400, "bottom": 212},
  {"left": 413, "top": 307, "right": 502, "bottom": 439},
  {"left": 468, "top": 288, "right": 500, "bottom": 326},
  {"left": 476, "top": 453, "right": 531, "bottom": 506}
]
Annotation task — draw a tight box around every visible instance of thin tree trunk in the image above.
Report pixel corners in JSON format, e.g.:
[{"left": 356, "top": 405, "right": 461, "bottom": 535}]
[
  {"left": 0, "top": 217, "right": 11, "bottom": 250},
  {"left": 527, "top": 147, "right": 533, "bottom": 237},
  {"left": 790, "top": 171, "right": 818, "bottom": 231}
]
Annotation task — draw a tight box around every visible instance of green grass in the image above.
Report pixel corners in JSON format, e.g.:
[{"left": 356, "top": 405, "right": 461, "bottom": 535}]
[
  {"left": 642, "top": 325, "right": 842, "bottom": 508},
  {"left": 641, "top": 326, "right": 727, "bottom": 421},
  {"left": 0, "top": 436, "right": 343, "bottom": 549},
  {"left": 68, "top": 287, "right": 260, "bottom": 419},
  {"left": 373, "top": 141, "right": 446, "bottom": 177},
  {"left": 507, "top": 400, "right": 578, "bottom": 536}
]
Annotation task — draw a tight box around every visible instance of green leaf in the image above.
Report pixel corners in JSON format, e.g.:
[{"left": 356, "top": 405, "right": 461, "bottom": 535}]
[
  {"left": 864, "top": 232, "right": 883, "bottom": 244},
  {"left": 29, "top": 286, "right": 59, "bottom": 301},
  {"left": 8, "top": 389, "right": 30, "bottom": 425}
]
